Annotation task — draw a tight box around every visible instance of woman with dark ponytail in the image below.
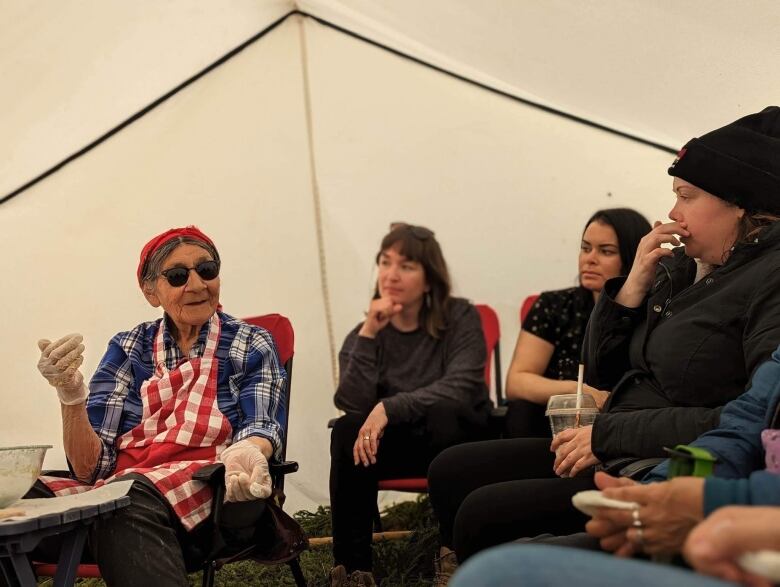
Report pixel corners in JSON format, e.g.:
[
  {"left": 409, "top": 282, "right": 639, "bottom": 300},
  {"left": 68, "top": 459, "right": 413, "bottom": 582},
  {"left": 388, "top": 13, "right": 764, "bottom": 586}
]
[{"left": 504, "top": 208, "right": 651, "bottom": 438}]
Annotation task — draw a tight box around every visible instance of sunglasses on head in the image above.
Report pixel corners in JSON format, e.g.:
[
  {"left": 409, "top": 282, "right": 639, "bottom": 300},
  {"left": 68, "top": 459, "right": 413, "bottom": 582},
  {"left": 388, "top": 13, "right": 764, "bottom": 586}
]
[
  {"left": 389, "top": 222, "right": 434, "bottom": 241},
  {"left": 159, "top": 260, "right": 220, "bottom": 287}
]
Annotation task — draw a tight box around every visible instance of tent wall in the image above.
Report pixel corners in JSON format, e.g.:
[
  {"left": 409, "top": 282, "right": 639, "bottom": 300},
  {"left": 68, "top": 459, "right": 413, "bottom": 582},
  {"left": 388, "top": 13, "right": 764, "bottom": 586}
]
[
  {"left": 305, "top": 18, "right": 672, "bottom": 398},
  {"left": 0, "top": 0, "right": 291, "bottom": 197},
  {"left": 0, "top": 10, "right": 766, "bottom": 512}
]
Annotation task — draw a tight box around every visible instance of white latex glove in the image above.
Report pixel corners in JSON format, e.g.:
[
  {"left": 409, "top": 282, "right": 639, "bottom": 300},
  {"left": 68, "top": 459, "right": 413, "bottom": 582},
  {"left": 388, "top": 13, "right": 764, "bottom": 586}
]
[
  {"left": 37, "top": 334, "right": 88, "bottom": 405},
  {"left": 219, "top": 438, "right": 272, "bottom": 502}
]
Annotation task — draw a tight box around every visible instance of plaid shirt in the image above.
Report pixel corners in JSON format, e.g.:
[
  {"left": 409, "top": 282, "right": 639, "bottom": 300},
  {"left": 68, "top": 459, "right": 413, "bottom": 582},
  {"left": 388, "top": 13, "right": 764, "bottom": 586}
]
[{"left": 86, "top": 311, "right": 286, "bottom": 483}]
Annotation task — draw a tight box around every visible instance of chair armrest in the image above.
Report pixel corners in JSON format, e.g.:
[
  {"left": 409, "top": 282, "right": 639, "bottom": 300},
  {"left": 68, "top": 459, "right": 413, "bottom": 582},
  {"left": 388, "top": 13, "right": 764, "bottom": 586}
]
[
  {"left": 270, "top": 461, "right": 299, "bottom": 476},
  {"left": 41, "top": 470, "right": 72, "bottom": 478},
  {"left": 618, "top": 458, "right": 666, "bottom": 480},
  {"left": 192, "top": 461, "right": 299, "bottom": 484},
  {"left": 193, "top": 462, "right": 225, "bottom": 484},
  {"left": 597, "top": 457, "right": 639, "bottom": 477}
]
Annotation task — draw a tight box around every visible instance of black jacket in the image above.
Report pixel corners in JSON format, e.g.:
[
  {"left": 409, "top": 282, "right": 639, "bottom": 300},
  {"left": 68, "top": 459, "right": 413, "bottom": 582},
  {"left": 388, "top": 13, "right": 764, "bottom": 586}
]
[{"left": 585, "top": 222, "right": 780, "bottom": 461}]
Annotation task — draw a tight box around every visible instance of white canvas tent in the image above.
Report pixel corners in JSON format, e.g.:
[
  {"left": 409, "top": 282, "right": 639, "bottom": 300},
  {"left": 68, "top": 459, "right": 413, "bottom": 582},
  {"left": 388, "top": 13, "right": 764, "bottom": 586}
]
[{"left": 2, "top": 0, "right": 778, "bottom": 512}]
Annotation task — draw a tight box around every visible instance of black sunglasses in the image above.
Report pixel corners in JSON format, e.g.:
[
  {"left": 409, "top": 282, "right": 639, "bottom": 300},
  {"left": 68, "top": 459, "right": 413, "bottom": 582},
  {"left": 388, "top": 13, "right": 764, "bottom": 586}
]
[
  {"left": 389, "top": 222, "right": 434, "bottom": 240},
  {"left": 159, "top": 260, "right": 220, "bottom": 287}
]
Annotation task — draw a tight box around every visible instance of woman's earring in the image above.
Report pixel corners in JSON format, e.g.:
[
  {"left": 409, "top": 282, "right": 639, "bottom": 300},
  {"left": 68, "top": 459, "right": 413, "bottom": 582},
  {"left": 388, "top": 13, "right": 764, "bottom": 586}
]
[{"left": 425, "top": 292, "right": 432, "bottom": 308}]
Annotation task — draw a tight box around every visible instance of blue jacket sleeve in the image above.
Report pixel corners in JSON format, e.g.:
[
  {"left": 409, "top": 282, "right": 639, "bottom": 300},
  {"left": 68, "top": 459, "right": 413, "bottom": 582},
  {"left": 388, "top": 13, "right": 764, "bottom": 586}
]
[
  {"left": 704, "top": 471, "right": 780, "bottom": 515},
  {"left": 232, "top": 327, "right": 287, "bottom": 460},
  {"left": 85, "top": 333, "right": 139, "bottom": 482},
  {"left": 643, "top": 346, "right": 780, "bottom": 483}
]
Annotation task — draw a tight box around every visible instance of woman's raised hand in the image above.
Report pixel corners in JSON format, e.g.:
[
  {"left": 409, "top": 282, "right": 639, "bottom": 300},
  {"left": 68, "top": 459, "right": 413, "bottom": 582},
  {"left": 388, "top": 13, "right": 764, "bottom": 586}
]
[
  {"left": 359, "top": 297, "right": 403, "bottom": 338},
  {"left": 37, "top": 334, "right": 89, "bottom": 405},
  {"left": 616, "top": 220, "right": 690, "bottom": 308}
]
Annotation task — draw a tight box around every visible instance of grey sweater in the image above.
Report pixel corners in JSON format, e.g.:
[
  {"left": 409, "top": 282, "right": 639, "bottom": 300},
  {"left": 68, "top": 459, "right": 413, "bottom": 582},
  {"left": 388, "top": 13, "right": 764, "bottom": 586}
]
[{"left": 334, "top": 298, "right": 489, "bottom": 424}]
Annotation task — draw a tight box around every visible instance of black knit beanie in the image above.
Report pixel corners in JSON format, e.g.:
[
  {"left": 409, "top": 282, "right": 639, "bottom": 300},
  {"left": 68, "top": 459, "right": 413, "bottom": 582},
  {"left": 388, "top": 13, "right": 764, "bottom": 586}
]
[{"left": 668, "top": 106, "right": 780, "bottom": 213}]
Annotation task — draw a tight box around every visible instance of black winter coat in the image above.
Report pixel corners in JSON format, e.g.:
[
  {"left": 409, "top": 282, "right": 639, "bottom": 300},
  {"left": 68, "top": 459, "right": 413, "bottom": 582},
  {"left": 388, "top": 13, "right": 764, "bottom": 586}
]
[{"left": 585, "top": 222, "right": 780, "bottom": 461}]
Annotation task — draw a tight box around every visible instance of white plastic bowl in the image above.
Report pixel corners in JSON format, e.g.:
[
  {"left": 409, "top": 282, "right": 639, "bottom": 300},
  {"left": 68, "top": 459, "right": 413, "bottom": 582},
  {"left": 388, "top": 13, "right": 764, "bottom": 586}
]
[{"left": 0, "top": 445, "right": 51, "bottom": 508}]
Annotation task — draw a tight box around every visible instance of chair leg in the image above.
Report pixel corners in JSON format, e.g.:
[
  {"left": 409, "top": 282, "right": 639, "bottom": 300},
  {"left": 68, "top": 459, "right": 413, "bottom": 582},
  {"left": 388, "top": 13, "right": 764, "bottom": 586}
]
[
  {"left": 288, "top": 557, "right": 306, "bottom": 587},
  {"left": 201, "top": 561, "right": 216, "bottom": 587}
]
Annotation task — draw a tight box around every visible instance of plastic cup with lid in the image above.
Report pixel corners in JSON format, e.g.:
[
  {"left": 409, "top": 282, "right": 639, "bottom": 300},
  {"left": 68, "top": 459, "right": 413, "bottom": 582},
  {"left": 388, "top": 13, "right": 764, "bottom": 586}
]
[{"left": 545, "top": 394, "right": 599, "bottom": 436}]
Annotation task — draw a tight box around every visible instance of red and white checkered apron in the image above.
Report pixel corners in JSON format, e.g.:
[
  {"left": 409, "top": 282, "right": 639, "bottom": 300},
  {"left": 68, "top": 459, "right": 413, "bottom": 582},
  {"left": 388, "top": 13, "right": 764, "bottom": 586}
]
[{"left": 41, "top": 313, "right": 232, "bottom": 530}]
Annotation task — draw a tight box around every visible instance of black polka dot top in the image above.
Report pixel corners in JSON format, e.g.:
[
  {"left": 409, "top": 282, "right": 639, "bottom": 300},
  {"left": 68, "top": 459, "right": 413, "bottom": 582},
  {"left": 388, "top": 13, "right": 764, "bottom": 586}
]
[{"left": 521, "top": 286, "right": 595, "bottom": 381}]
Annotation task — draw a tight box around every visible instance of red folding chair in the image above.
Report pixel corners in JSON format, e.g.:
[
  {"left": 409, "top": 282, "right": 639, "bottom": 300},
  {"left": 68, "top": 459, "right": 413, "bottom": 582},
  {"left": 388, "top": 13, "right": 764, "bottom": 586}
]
[
  {"left": 475, "top": 304, "right": 502, "bottom": 405},
  {"left": 35, "top": 313, "right": 305, "bottom": 587},
  {"left": 520, "top": 294, "right": 540, "bottom": 323},
  {"left": 373, "top": 303, "right": 503, "bottom": 508}
]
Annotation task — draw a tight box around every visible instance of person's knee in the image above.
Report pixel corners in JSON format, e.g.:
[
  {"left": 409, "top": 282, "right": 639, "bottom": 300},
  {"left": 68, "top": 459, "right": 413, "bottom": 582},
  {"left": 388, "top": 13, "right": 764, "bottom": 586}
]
[
  {"left": 450, "top": 544, "right": 547, "bottom": 587},
  {"left": 90, "top": 483, "right": 189, "bottom": 586},
  {"left": 427, "top": 443, "right": 466, "bottom": 497}
]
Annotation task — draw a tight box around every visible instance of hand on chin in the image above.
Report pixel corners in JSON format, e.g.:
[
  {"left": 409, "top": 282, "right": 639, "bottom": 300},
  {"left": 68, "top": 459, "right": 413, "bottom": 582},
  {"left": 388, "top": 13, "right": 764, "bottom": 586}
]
[{"left": 383, "top": 294, "right": 403, "bottom": 308}]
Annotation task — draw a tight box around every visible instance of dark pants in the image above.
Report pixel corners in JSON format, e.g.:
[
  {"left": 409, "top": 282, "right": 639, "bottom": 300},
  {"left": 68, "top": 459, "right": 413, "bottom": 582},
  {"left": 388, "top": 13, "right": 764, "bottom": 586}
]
[
  {"left": 5, "top": 474, "right": 266, "bottom": 587},
  {"left": 330, "top": 402, "right": 488, "bottom": 572},
  {"left": 427, "top": 437, "right": 593, "bottom": 562},
  {"left": 516, "top": 532, "right": 602, "bottom": 550},
  {"left": 504, "top": 399, "right": 551, "bottom": 439}
]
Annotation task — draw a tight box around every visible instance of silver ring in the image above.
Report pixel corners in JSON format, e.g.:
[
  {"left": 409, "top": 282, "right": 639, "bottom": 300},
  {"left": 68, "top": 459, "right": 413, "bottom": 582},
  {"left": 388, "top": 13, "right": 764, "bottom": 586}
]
[
  {"left": 633, "top": 527, "right": 644, "bottom": 546},
  {"left": 363, "top": 435, "right": 370, "bottom": 441},
  {"left": 632, "top": 508, "right": 643, "bottom": 528}
]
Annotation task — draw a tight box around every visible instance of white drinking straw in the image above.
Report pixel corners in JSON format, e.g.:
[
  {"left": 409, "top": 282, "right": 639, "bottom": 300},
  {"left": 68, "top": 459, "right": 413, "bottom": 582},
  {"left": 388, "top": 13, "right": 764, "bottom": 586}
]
[{"left": 574, "top": 363, "right": 585, "bottom": 428}]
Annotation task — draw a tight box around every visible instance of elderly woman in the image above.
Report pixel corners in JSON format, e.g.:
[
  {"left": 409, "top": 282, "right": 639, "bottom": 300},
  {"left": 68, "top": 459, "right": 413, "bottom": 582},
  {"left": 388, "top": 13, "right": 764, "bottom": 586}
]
[
  {"left": 31, "top": 226, "right": 285, "bottom": 587},
  {"left": 427, "top": 106, "right": 780, "bottom": 581}
]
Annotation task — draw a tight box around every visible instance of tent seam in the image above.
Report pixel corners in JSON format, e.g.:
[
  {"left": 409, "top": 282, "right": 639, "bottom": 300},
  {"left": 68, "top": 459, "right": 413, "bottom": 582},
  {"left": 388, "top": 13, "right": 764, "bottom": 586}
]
[
  {"left": 0, "top": 10, "right": 298, "bottom": 206},
  {"left": 297, "top": 15, "right": 339, "bottom": 390},
  {"left": 1, "top": 9, "right": 677, "bottom": 206}
]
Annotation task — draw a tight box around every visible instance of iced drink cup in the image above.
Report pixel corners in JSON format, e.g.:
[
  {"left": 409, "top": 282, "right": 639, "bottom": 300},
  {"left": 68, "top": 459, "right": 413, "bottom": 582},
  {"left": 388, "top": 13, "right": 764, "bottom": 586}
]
[{"left": 545, "top": 394, "right": 598, "bottom": 436}]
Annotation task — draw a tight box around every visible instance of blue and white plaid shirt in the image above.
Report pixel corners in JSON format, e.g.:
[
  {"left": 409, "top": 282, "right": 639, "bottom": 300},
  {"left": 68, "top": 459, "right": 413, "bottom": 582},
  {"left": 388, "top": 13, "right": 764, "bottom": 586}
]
[{"left": 86, "top": 311, "right": 286, "bottom": 482}]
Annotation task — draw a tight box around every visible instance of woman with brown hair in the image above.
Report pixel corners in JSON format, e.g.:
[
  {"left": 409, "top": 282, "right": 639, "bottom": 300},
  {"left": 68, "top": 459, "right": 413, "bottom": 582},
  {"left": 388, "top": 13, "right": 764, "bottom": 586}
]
[{"left": 329, "top": 223, "right": 491, "bottom": 586}]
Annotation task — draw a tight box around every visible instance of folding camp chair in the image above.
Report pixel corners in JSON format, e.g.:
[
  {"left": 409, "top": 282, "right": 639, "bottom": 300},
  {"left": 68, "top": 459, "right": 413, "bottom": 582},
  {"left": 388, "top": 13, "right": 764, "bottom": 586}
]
[
  {"left": 364, "top": 303, "right": 503, "bottom": 526},
  {"left": 35, "top": 313, "right": 306, "bottom": 587},
  {"left": 192, "top": 313, "right": 306, "bottom": 587}
]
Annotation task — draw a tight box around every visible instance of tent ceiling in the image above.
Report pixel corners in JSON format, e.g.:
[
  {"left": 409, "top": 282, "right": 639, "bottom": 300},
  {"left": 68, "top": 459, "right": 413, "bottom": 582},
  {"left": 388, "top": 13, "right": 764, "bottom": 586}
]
[
  {"left": 302, "top": 0, "right": 780, "bottom": 148},
  {"left": 2, "top": 0, "right": 778, "bottom": 199},
  {"left": 0, "top": 0, "right": 291, "bottom": 197}
]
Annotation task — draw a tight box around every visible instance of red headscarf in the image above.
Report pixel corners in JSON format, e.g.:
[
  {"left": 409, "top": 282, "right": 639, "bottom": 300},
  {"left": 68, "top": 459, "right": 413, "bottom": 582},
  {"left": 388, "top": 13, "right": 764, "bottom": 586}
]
[{"left": 137, "top": 226, "right": 216, "bottom": 287}]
